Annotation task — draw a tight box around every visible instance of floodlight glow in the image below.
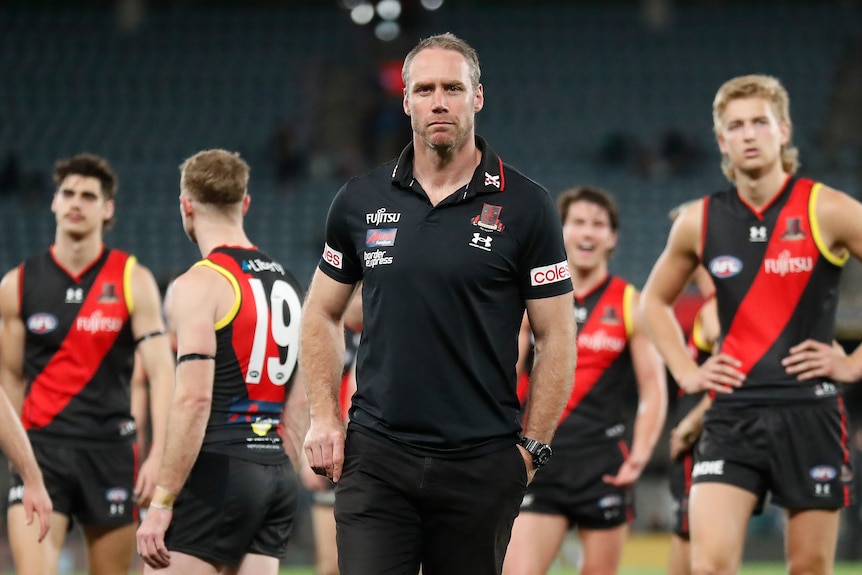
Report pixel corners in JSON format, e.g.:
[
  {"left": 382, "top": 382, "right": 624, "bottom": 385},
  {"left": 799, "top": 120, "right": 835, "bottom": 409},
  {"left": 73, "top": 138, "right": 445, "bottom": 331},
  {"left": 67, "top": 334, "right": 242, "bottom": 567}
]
[
  {"left": 376, "top": 0, "right": 401, "bottom": 21},
  {"left": 351, "top": 2, "right": 375, "bottom": 25},
  {"left": 375, "top": 21, "right": 400, "bottom": 41}
]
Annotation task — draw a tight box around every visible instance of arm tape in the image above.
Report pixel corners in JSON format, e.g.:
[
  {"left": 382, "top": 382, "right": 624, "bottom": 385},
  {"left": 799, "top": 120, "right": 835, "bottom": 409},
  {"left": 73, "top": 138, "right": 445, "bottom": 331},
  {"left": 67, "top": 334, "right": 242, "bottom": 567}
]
[
  {"left": 177, "top": 353, "right": 216, "bottom": 365},
  {"left": 134, "top": 330, "right": 167, "bottom": 345}
]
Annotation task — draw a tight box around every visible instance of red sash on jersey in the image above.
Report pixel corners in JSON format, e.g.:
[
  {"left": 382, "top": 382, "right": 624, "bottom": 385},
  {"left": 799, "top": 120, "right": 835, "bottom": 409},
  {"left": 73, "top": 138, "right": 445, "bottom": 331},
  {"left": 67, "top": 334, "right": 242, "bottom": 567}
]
[
  {"left": 720, "top": 178, "right": 819, "bottom": 374},
  {"left": 559, "top": 277, "right": 630, "bottom": 422},
  {"left": 23, "top": 251, "right": 131, "bottom": 429}
]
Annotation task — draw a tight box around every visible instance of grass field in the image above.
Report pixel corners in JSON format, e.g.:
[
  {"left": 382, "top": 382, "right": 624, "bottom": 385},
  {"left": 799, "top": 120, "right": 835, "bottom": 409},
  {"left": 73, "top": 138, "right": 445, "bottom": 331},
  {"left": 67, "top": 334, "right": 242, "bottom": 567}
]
[
  {"left": 273, "top": 565, "right": 861, "bottom": 575},
  {"left": 277, "top": 565, "right": 862, "bottom": 575}
]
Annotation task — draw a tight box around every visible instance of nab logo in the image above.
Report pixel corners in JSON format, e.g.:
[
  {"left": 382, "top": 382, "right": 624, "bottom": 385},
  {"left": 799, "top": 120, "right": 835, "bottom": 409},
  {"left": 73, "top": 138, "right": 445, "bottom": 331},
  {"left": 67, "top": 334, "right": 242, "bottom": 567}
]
[
  {"left": 27, "top": 313, "right": 58, "bottom": 334},
  {"left": 749, "top": 226, "right": 767, "bottom": 242},
  {"left": 709, "top": 256, "right": 743, "bottom": 279}
]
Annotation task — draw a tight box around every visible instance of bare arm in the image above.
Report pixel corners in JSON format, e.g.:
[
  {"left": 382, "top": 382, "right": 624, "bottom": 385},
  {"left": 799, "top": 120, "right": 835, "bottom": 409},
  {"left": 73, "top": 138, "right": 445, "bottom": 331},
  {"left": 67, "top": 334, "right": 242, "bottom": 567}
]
[
  {"left": 129, "top": 264, "right": 176, "bottom": 508},
  {"left": 136, "top": 266, "right": 222, "bottom": 569},
  {"left": 783, "top": 187, "right": 862, "bottom": 383},
  {"left": 522, "top": 293, "right": 576, "bottom": 479},
  {"left": 605, "top": 291, "right": 667, "bottom": 487},
  {"left": 641, "top": 201, "right": 744, "bottom": 394},
  {"left": 282, "top": 371, "right": 309, "bottom": 472},
  {"left": 670, "top": 394, "right": 712, "bottom": 460},
  {"left": 0, "top": 268, "right": 53, "bottom": 542},
  {"left": 300, "top": 269, "right": 357, "bottom": 482}
]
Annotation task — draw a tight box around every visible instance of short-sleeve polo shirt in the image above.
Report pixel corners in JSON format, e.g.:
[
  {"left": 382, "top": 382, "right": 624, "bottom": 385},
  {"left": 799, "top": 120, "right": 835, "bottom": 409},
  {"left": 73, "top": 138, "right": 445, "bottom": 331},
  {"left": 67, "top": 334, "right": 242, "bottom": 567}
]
[{"left": 318, "top": 136, "right": 572, "bottom": 458}]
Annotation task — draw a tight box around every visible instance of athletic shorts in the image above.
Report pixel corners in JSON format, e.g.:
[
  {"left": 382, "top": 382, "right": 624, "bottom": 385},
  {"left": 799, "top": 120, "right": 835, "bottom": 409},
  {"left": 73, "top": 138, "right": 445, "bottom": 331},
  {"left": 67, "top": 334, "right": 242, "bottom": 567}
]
[
  {"left": 9, "top": 440, "right": 137, "bottom": 527},
  {"left": 520, "top": 440, "right": 633, "bottom": 529},
  {"left": 165, "top": 452, "right": 298, "bottom": 567},
  {"left": 669, "top": 448, "right": 695, "bottom": 538},
  {"left": 694, "top": 398, "right": 854, "bottom": 510}
]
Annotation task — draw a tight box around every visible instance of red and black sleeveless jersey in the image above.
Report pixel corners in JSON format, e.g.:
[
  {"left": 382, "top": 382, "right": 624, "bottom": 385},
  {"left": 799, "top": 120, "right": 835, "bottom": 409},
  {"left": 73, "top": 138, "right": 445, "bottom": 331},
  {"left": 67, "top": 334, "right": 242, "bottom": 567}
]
[
  {"left": 701, "top": 177, "right": 846, "bottom": 404},
  {"left": 554, "top": 275, "right": 635, "bottom": 448},
  {"left": 672, "top": 299, "right": 712, "bottom": 425},
  {"left": 196, "top": 246, "right": 304, "bottom": 465},
  {"left": 20, "top": 247, "right": 137, "bottom": 444}
]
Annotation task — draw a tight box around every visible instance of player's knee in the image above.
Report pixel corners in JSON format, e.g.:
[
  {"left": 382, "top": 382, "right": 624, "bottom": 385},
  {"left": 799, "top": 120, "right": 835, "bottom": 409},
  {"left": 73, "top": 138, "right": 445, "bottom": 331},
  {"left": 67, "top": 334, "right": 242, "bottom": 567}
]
[
  {"left": 691, "top": 556, "right": 736, "bottom": 575},
  {"left": 786, "top": 550, "right": 831, "bottom": 575}
]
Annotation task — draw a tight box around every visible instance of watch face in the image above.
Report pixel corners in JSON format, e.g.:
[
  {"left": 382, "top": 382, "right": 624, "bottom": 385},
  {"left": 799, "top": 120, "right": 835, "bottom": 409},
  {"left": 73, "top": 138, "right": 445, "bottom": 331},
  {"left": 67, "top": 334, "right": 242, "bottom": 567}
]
[{"left": 536, "top": 446, "right": 552, "bottom": 466}]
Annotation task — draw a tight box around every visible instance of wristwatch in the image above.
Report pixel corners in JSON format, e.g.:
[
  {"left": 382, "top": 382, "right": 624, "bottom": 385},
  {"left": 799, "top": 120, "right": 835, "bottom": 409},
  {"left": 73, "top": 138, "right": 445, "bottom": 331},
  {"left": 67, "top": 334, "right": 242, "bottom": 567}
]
[{"left": 519, "top": 437, "right": 553, "bottom": 468}]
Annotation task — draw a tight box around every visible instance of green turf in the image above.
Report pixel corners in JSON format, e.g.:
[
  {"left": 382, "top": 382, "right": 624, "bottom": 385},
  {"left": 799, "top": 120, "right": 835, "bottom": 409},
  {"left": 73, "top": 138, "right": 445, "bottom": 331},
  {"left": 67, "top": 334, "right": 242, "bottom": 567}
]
[{"left": 273, "top": 563, "right": 862, "bottom": 575}]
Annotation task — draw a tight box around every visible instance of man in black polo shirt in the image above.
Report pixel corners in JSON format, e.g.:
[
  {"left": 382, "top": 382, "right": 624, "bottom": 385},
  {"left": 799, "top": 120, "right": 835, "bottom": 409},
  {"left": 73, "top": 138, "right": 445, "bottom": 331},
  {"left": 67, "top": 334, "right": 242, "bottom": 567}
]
[{"left": 301, "top": 33, "right": 576, "bottom": 575}]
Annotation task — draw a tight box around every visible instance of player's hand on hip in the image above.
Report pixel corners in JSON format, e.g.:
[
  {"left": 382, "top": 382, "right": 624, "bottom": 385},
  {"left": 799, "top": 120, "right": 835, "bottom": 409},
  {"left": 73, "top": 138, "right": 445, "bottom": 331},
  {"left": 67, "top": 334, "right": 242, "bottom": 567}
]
[
  {"left": 22, "top": 479, "right": 53, "bottom": 542},
  {"left": 136, "top": 506, "right": 173, "bottom": 569},
  {"left": 679, "top": 353, "right": 744, "bottom": 394},
  {"left": 783, "top": 339, "right": 859, "bottom": 383},
  {"left": 304, "top": 417, "right": 346, "bottom": 483},
  {"left": 134, "top": 455, "right": 159, "bottom": 509}
]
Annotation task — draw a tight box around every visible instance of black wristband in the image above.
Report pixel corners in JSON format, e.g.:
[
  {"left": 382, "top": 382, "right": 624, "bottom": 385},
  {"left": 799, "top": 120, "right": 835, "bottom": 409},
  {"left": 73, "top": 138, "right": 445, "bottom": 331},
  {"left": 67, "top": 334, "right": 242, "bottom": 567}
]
[
  {"left": 177, "top": 353, "right": 216, "bottom": 365},
  {"left": 134, "top": 330, "right": 167, "bottom": 345}
]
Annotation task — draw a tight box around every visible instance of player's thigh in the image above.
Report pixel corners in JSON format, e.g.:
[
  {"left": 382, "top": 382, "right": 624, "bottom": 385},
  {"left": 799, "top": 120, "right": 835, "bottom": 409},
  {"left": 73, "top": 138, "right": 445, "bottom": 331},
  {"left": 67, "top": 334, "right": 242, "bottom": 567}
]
[
  {"left": 503, "top": 511, "right": 568, "bottom": 575},
  {"left": 784, "top": 508, "right": 841, "bottom": 575},
  {"left": 83, "top": 523, "right": 136, "bottom": 575},
  {"left": 689, "top": 483, "right": 757, "bottom": 575},
  {"left": 7, "top": 507, "right": 68, "bottom": 575},
  {"left": 236, "top": 552, "right": 280, "bottom": 575},
  {"left": 142, "top": 550, "right": 220, "bottom": 575},
  {"left": 311, "top": 504, "right": 340, "bottom": 575},
  {"left": 578, "top": 524, "right": 628, "bottom": 575}
]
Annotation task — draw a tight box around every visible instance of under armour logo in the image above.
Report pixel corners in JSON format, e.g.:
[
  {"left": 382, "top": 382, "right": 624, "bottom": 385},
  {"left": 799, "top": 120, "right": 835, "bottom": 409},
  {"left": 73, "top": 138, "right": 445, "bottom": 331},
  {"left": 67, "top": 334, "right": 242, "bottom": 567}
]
[
  {"left": 574, "top": 307, "right": 587, "bottom": 323},
  {"left": 470, "top": 233, "right": 493, "bottom": 251},
  {"left": 484, "top": 172, "right": 500, "bottom": 188},
  {"left": 749, "top": 226, "right": 767, "bottom": 242}
]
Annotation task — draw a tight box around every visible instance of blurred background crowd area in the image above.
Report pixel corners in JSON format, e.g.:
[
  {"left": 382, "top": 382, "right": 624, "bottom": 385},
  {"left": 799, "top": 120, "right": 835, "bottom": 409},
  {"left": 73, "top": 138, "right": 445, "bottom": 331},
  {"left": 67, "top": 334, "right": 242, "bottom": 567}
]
[{"left": 1, "top": 0, "right": 862, "bottom": 570}]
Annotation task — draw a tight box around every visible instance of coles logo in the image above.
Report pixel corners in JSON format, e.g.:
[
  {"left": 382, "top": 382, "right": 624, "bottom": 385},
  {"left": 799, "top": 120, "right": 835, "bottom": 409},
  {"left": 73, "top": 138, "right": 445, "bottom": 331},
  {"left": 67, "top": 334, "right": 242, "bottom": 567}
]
[
  {"left": 809, "top": 465, "right": 837, "bottom": 481},
  {"left": 709, "top": 256, "right": 743, "bottom": 278},
  {"left": 530, "top": 261, "right": 570, "bottom": 287},
  {"left": 323, "top": 243, "right": 343, "bottom": 270},
  {"left": 27, "top": 313, "right": 58, "bottom": 334}
]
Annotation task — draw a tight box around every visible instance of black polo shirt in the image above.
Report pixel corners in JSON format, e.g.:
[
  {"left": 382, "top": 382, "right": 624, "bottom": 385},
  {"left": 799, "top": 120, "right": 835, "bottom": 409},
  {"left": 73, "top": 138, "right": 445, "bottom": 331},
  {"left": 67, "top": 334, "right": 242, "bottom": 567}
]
[{"left": 319, "top": 136, "right": 572, "bottom": 458}]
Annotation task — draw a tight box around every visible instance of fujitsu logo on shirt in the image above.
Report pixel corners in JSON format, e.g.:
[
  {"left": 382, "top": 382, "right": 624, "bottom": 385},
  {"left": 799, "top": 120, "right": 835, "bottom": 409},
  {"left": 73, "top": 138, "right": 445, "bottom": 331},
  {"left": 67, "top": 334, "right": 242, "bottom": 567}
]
[
  {"left": 76, "top": 310, "right": 123, "bottom": 334},
  {"left": 366, "top": 208, "right": 401, "bottom": 226},
  {"left": 764, "top": 250, "right": 813, "bottom": 277},
  {"left": 577, "top": 330, "right": 626, "bottom": 353}
]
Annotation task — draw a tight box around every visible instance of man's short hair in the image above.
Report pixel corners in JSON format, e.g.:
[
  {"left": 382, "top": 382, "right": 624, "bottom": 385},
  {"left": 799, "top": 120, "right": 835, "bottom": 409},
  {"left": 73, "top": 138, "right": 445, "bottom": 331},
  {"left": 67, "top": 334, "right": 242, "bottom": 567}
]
[
  {"left": 557, "top": 185, "right": 619, "bottom": 232},
  {"left": 180, "top": 149, "right": 249, "bottom": 206},
  {"left": 53, "top": 153, "right": 118, "bottom": 228},
  {"left": 402, "top": 32, "right": 481, "bottom": 89}
]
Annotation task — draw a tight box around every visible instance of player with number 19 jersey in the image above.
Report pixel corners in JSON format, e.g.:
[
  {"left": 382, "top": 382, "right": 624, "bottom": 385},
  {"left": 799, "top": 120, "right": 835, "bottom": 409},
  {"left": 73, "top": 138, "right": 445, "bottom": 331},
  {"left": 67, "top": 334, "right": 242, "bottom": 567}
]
[{"left": 194, "top": 246, "right": 304, "bottom": 465}]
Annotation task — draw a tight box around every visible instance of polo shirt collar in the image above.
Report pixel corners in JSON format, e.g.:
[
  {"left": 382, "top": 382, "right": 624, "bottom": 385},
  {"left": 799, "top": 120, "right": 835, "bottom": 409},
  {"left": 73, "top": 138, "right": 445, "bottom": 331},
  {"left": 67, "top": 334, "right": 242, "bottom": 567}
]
[{"left": 391, "top": 135, "right": 506, "bottom": 199}]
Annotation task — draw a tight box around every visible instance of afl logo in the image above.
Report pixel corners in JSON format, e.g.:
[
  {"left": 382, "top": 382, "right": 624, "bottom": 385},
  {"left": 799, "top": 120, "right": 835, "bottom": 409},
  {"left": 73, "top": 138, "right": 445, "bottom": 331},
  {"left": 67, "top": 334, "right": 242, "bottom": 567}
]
[
  {"left": 809, "top": 466, "right": 837, "bottom": 481},
  {"left": 709, "top": 256, "right": 743, "bottom": 278},
  {"left": 27, "top": 313, "right": 58, "bottom": 334}
]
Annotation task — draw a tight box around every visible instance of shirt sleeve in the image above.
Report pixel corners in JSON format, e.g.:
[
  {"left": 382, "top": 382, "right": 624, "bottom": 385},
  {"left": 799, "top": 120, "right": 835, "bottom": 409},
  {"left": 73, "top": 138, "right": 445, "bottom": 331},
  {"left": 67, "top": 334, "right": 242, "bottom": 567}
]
[
  {"left": 318, "top": 183, "right": 363, "bottom": 284},
  {"left": 519, "top": 188, "right": 572, "bottom": 300}
]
